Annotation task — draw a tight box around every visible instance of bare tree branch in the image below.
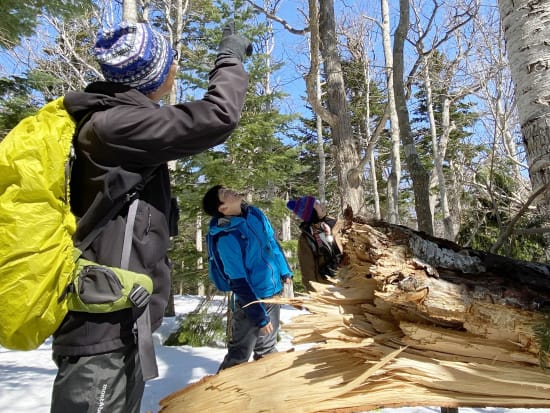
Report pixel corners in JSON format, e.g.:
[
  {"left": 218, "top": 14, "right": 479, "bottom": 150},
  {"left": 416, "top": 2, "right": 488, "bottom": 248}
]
[
  {"left": 304, "top": 0, "right": 337, "bottom": 126},
  {"left": 244, "top": 0, "right": 309, "bottom": 35},
  {"left": 491, "top": 183, "right": 550, "bottom": 253},
  {"left": 514, "top": 227, "right": 550, "bottom": 235}
]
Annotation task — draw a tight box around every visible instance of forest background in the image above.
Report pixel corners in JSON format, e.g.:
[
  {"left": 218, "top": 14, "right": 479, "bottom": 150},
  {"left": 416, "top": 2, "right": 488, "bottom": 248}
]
[{"left": 1, "top": 0, "right": 548, "bottom": 303}]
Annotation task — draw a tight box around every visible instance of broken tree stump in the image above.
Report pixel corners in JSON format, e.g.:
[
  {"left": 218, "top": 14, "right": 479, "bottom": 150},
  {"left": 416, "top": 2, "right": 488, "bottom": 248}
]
[{"left": 159, "top": 218, "right": 550, "bottom": 413}]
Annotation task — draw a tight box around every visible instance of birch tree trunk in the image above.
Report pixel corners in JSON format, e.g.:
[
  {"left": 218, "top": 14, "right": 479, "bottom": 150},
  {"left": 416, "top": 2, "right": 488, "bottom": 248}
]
[
  {"left": 437, "top": 96, "right": 458, "bottom": 240},
  {"left": 499, "top": 0, "right": 550, "bottom": 222},
  {"left": 122, "top": 0, "right": 138, "bottom": 22},
  {"left": 168, "top": 0, "right": 187, "bottom": 105},
  {"left": 316, "top": 65, "right": 327, "bottom": 204},
  {"left": 381, "top": 0, "right": 401, "bottom": 225},
  {"left": 366, "top": 150, "right": 381, "bottom": 220},
  {"left": 423, "top": 58, "right": 454, "bottom": 240},
  {"left": 196, "top": 214, "right": 204, "bottom": 296}
]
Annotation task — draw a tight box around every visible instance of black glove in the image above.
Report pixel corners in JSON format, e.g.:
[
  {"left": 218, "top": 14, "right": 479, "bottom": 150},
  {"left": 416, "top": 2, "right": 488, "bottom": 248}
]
[{"left": 217, "top": 22, "right": 253, "bottom": 62}]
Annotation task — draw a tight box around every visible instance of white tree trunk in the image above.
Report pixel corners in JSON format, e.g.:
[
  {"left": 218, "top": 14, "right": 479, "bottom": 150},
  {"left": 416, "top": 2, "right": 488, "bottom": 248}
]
[
  {"left": 368, "top": 149, "right": 381, "bottom": 220},
  {"left": 499, "top": 0, "right": 550, "bottom": 219},
  {"left": 122, "top": 0, "right": 138, "bottom": 22},
  {"left": 169, "top": 0, "right": 188, "bottom": 105},
  {"left": 423, "top": 58, "right": 454, "bottom": 240},
  {"left": 381, "top": 0, "right": 401, "bottom": 225},
  {"left": 196, "top": 213, "right": 205, "bottom": 296},
  {"left": 316, "top": 66, "right": 327, "bottom": 204}
]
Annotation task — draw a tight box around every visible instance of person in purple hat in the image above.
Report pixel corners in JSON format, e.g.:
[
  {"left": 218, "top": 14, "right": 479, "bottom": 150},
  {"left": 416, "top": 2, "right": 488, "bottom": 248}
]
[
  {"left": 51, "top": 20, "right": 251, "bottom": 413},
  {"left": 287, "top": 196, "right": 342, "bottom": 292}
]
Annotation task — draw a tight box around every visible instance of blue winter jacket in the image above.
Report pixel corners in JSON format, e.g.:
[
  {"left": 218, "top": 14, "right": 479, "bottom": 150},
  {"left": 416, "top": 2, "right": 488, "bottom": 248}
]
[{"left": 207, "top": 204, "right": 293, "bottom": 326}]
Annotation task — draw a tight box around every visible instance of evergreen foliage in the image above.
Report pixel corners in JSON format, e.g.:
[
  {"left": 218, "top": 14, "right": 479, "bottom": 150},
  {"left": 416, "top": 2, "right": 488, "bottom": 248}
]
[
  {"left": 0, "top": 0, "right": 92, "bottom": 49},
  {"left": 285, "top": 110, "right": 331, "bottom": 196},
  {"left": 0, "top": 76, "right": 41, "bottom": 139},
  {"left": 164, "top": 296, "right": 227, "bottom": 347},
  {"left": 164, "top": 1, "right": 304, "bottom": 295}
]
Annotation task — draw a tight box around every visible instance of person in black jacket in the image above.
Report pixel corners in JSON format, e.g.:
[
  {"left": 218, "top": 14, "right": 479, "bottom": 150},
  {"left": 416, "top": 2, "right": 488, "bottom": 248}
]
[{"left": 51, "top": 21, "right": 250, "bottom": 413}]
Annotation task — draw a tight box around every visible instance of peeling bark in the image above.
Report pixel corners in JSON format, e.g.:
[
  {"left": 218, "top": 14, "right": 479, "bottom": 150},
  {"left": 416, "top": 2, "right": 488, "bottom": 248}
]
[{"left": 499, "top": 0, "right": 550, "bottom": 215}]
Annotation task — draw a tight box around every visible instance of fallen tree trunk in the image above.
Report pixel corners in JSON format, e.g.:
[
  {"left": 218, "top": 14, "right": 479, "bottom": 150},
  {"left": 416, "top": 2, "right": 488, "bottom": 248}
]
[{"left": 159, "top": 218, "right": 550, "bottom": 413}]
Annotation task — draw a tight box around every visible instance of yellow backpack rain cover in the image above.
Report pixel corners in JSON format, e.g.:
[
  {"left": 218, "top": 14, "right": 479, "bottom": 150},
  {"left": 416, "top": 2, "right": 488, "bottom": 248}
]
[{"left": 0, "top": 97, "right": 77, "bottom": 350}]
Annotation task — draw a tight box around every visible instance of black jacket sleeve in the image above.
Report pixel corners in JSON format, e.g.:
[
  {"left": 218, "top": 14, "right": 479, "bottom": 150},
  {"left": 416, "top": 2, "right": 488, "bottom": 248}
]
[{"left": 84, "top": 57, "right": 249, "bottom": 166}]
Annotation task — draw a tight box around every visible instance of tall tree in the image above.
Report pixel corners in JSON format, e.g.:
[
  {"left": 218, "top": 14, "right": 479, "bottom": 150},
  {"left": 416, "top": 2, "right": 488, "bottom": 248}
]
[
  {"left": 248, "top": 0, "right": 368, "bottom": 214},
  {"left": 498, "top": 0, "right": 550, "bottom": 228},
  {"left": 393, "top": 0, "right": 433, "bottom": 234},
  {"left": 315, "top": 0, "right": 365, "bottom": 213},
  {"left": 165, "top": 1, "right": 303, "bottom": 293},
  {"left": 340, "top": 37, "right": 386, "bottom": 220},
  {"left": 381, "top": 0, "right": 401, "bottom": 224}
]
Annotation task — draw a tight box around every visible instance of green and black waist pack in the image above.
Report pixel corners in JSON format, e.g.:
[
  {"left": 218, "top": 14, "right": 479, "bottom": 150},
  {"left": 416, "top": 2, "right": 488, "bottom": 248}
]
[{"left": 64, "top": 256, "right": 153, "bottom": 313}]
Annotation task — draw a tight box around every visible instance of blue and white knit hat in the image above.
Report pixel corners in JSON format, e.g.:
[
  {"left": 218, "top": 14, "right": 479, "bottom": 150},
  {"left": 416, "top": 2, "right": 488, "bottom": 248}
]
[{"left": 93, "top": 21, "right": 174, "bottom": 95}]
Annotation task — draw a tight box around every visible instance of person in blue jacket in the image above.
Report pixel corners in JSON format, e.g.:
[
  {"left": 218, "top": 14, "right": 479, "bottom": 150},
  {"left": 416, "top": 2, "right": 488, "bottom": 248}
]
[{"left": 202, "top": 185, "right": 293, "bottom": 370}]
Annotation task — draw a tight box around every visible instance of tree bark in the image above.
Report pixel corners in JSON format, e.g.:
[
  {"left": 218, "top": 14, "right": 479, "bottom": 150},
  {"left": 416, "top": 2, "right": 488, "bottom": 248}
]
[
  {"left": 122, "top": 0, "right": 138, "bottom": 22},
  {"left": 159, "top": 216, "right": 550, "bottom": 413},
  {"left": 381, "top": 0, "right": 401, "bottom": 225},
  {"left": 318, "top": 0, "right": 364, "bottom": 214},
  {"left": 498, "top": 0, "right": 550, "bottom": 221},
  {"left": 316, "top": 66, "right": 327, "bottom": 204},
  {"left": 393, "top": 0, "right": 434, "bottom": 234}
]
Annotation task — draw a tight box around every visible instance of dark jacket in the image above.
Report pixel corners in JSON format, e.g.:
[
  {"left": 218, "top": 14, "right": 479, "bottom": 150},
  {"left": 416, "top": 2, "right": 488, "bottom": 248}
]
[
  {"left": 297, "top": 216, "right": 341, "bottom": 292},
  {"left": 53, "top": 56, "right": 248, "bottom": 356}
]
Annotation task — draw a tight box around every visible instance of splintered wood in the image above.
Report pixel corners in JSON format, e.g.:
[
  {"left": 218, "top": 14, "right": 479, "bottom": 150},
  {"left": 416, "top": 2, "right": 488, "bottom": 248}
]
[{"left": 159, "top": 219, "right": 550, "bottom": 413}]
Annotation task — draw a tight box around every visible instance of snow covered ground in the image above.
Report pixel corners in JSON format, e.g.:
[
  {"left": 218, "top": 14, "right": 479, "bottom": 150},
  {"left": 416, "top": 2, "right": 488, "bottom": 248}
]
[{"left": 0, "top": 295, "right": 547, "bottom": 413}]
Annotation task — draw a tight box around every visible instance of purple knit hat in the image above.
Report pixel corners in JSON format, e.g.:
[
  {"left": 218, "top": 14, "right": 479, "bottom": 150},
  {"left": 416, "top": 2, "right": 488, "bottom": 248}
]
[
  {"left": 93, "top": 21, "right": 175, "bottom": 95},
  {"left": 287, "top": 196, "right": 316, "bottom": 222}
]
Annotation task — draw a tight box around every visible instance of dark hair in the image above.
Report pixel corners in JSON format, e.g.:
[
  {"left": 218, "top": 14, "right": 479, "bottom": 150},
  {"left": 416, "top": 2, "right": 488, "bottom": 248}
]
[
  {"left": 202, "top": 185, "right": 224, "bottom": 217},
  {"left": 310, "top": 208, "right": 320, "bottom": 223}
]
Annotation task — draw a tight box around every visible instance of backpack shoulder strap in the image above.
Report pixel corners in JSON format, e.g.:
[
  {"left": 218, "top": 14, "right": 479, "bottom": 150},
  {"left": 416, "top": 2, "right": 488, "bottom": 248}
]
[
  {"left": 71, "top": 109, "right": 159, "bottom": 254},
  {"left": 74, "top": 167, "right": 159, "bottom": 255},
  {"left": 301, "top": 225, "right": 320, "bottom": 255}
]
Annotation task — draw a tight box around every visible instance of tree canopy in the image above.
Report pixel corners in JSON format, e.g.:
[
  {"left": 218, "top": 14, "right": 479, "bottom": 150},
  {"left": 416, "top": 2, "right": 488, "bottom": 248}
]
[
  {"left": 0, "top": 0, "right": 547, "bottom": 296},
  {"left": 0, "top": 0, "right": 92, "bottom": 49}
]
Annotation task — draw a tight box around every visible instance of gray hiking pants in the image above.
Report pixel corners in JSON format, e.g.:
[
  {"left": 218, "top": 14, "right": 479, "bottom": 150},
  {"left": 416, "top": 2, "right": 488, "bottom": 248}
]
[
  {"left": 50, "top": 345, "right": 144, "bottom": 413},
  {"left": 218, "top": 299, "right": 280, "bottom": 371}
]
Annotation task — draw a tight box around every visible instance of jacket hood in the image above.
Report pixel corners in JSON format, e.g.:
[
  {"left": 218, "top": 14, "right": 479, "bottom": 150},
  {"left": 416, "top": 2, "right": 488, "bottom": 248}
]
[
  {"left": 63, "top": 81, "right": 157, "bottom": 123},
  {"left": 208, "top": 204, "right": 251, "bottom": 237},
  {"left": 208, "top": 215, "right": 245, "bottom": 237}
]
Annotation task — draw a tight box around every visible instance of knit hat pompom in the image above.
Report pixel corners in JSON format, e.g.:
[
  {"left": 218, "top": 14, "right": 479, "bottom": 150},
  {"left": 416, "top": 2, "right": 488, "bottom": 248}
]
[
  {"left": 94, "top": 21, "right": 175, "bottom": 95},
  {"left": 287, "top": 196, "right": 316, "bottom": 222}
]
